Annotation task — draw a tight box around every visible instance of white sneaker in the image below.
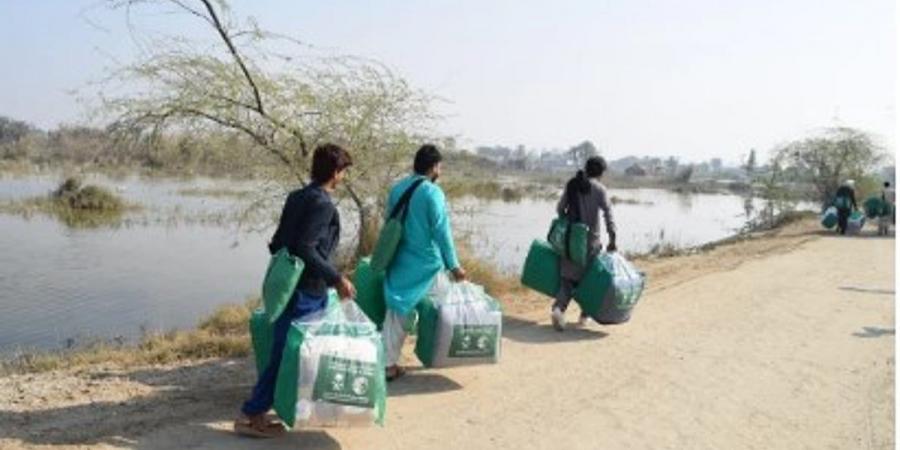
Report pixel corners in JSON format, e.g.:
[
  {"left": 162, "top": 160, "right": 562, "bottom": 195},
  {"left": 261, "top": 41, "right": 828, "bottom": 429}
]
[
  {"left": 576, "top": 315, "right": 589, "bottom": 327},
  {"left": 551, "top": 307, "right": 566, "bottom": 331}
]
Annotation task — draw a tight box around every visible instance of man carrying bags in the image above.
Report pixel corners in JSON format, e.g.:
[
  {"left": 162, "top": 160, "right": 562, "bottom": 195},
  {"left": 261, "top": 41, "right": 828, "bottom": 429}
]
[
  {"left": 235, "top": 143, "right": 356, "bottom": 438},
  {"left": 378, "top": 144, "right": 466, "bottom": 381}
]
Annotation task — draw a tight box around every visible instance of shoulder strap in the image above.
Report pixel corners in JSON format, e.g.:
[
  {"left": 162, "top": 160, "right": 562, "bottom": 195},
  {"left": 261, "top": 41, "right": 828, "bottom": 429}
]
[{"left": 389, "top": 178, "right": 427, "bottom": 221}]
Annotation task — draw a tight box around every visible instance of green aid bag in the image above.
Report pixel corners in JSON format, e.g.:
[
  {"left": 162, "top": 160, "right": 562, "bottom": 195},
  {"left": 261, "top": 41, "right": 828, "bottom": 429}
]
[
  {"left": 863, "top": 197, "right": 883, "bottom": 219},
  {"left": 821, "top": 207, "right": 838, "bottom": 229},
  {"left": 415, "top": 282, "right": 503, "bottom": 368},
  {"left": 262, "top": 247, "right": 305, "bottom": 323},
  {"left": 369, "top": 178, "right": 426, "bottom": 274},
  {"left": 353, "top": 257, "right": 387, "bottom": 328},
  {"left": 274, "top": 300, "right": 387, "bottom": 428},
  {"left": 574, "top": 253, "right": 646, "bottom": 325},
  {"left": 547, "top": 217, "right": 590, "bottom": 267},
  {"left": 520, "top": 240, "right": 561, "bottom": 298}
]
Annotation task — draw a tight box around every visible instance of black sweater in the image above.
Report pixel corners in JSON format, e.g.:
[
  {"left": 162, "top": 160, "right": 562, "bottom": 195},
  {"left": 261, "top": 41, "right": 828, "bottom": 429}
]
[
  {"left": 268, "top": 183, "right": 341, "bottom": 297},
  {"left": 835, "top": 186, "right": 858, "bottom": 210}
]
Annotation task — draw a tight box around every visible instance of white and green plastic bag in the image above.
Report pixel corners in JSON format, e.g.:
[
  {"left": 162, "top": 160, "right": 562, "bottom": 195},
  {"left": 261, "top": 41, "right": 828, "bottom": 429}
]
[
  {"left": 273, "top": 298, "right": 387, "bottom": 428},
  {"left": 415, "top": 280, "right": 503, "bottom": 368},
  {"left": 574, "top": 252, "right": 646, "bottom": 324}
]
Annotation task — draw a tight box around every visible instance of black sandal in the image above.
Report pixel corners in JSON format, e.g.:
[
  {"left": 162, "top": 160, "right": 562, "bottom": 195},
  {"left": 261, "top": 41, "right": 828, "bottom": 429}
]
[
  {"left": 386, "top": 365, "right": 407, "bottom": 382},
  {"left": 234, "top": 416, "right": 285, "bottom": 438}
]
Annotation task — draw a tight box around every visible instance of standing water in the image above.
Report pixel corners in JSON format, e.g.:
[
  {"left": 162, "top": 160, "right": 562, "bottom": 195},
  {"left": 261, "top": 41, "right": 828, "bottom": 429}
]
[{"left": 0, "top": 174, "right": 779, "bottom": 354}]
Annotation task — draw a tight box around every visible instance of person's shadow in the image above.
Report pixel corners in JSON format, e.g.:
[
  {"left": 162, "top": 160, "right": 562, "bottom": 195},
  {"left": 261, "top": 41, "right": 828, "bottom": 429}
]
[
  {"left": 852, "top": 327, "right": 895, "bottom": 338},
  {"left": 0, "top": 359, "right": 343, "bottom": 450},
  {"left": 502, "top": 315, "right": 608, "bottom": 344},
  {"left": 1, "top": 351, "right": 471, "bottom": 449}
]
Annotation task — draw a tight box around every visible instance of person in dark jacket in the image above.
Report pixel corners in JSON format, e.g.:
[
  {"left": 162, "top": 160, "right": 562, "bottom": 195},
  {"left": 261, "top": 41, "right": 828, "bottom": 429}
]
[
  {"left": 834, "top": 179, "right": 858, "bottom": 235},
  {"left": 234, "top": 143, "right": 356, "bottom": 438},
  {"left": 551, "top": 156, "right": 616, "bottom": 331}
]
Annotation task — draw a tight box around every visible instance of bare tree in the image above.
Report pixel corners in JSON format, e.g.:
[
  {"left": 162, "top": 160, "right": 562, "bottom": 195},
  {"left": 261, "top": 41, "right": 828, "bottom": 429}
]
[
  {"left": 97, "top": 0, "right": 438, "bottom": 255},
  {"left": 772, "top": 127, "right": 886, "bottom": 206}
]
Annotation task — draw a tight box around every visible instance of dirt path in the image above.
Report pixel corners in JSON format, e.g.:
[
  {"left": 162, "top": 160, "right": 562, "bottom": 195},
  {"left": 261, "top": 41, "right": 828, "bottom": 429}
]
[{"left": 1, "top": 223, "right": 894, "bottom": 449}]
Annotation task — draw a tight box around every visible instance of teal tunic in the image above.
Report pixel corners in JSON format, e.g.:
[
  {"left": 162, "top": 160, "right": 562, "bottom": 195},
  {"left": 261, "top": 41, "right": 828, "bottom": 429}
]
[{"left": 383, "top": 175, "right": 460, "bottom": 316}]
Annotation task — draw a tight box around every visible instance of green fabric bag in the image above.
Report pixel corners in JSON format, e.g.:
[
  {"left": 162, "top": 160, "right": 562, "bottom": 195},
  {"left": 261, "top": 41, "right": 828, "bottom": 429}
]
[
  {"left": 864, "top": 196, "right": 892, "bottom": 219},
  {"left": 261, "top": 247, "right": 305, "bottom": 323},
  {"left": 369, "top": 178, "right": 426, "bottom": 274},
  {"left": 547, "top": 217, "right": 590, "bottom": 267},
  {"left": 414, "top": 297, "right": 439, "bottom": 367},
  {"left": 353, "top": 257, "right": 387, "bottom": 328},
  {"left": 273, "top": 301, "right": 386, "bottom": 428},
  {"left": 863, "top": 197, "right": 882, "bottom": 219},
  {"left": 821, "top": 206, "right": 838, "bottom": 229},
  {"left": 520, "top": 240, "right": 561, "bottom": 298},
  {"left": 574, "top": 253, "right": 645, "bottom": 324}
]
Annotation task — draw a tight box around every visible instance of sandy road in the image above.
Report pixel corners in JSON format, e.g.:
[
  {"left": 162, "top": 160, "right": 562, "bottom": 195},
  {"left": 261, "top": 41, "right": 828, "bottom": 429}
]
[{"left": 1, "top": 225, "right": 894, "bottom": 449}]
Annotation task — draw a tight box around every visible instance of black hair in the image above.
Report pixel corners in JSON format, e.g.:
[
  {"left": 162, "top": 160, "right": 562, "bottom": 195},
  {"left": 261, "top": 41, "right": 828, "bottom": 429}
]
[
  {"left": 585, "top": 156, "right": 607, "bottom": 178},
  {"left": 566, "top": 156, "right": 607, "bottom": 196},
  {"left": 414, "top": 144, "right": 443, "bottom": 175},
  {"left": 885, "top": 181, "right": 891, "bottom": 188},
  {"left": 310, "top": 143, "right": 353, "bottom": 184}
]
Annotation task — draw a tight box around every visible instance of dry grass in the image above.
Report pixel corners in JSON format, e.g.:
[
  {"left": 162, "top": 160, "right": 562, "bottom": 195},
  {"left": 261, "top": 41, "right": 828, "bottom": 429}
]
[
  {"left": 456, "top": 241, "right": 522, "bottom": 298},
  {"left": 1, "top": 299, "right": 258, "bottom": 376},
  {"left": 176, "top": 187, "right": 254, "bottom": 199}
]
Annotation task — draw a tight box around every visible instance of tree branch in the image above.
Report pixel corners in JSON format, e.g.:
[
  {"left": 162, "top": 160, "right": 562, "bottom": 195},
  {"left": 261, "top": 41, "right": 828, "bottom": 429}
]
[{"left": 198, "top": 0, "right": 265, "bottom": 115}]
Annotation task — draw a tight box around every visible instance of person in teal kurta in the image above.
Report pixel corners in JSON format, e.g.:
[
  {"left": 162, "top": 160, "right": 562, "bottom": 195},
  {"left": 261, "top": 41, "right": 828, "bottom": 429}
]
[{"left": 382, "top": 144, "right": 467, "bottom": 380}]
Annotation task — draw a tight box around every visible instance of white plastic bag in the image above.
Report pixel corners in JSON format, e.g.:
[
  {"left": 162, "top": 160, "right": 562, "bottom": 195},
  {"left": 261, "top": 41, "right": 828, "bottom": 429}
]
[
  {"left": 274, "top": 299, "right": 387, "bottom": 428},
  {"left": 416, "top": 281, "right": 503, "bottom": 368}
]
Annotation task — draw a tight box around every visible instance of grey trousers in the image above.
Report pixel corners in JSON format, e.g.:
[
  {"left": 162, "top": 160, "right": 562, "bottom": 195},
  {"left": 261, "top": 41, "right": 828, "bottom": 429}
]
[{"left": 552, "top": 277, "right": 588, "bottom": 318}]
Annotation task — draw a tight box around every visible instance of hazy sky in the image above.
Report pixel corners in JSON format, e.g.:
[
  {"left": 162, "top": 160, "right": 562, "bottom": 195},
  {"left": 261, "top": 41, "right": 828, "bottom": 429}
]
[{"left": 0, "top": 0, "right": 895, "bottom": 164}]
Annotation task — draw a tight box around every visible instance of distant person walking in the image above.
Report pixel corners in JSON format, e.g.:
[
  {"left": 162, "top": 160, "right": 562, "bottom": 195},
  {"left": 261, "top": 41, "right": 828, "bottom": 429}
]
[
  {"left": 833, "top": 179, "right": 858, "bottom": 235},
  {"left": 234, "top": 144, "right": 356, "bottom": 438},
  {"left": 551, "top": 156, "right": 616, "bottom": 331},
  {"left": 381, "top": 144, "right": 467, "bottom": 381},
  {"left": 878, "top": 181, "right": 895, "bottom": 236}
]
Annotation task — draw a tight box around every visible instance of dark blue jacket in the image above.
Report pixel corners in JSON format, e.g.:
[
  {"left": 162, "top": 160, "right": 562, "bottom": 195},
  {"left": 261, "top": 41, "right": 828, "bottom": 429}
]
[{"left": 268, "top": 183, "right": 341, "bottom": 297}]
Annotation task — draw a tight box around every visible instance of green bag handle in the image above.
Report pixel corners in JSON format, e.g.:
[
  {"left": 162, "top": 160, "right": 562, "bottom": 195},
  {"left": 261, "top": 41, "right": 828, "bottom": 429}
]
[
  {"left": 551, "top": 184, "right": 585, "bottom": 262},
  {"left": 547, "top": 217, "right": 572, "bottom": 261},
  {"left": 370, "top": 178, "right": 427, "bottom": 274}
]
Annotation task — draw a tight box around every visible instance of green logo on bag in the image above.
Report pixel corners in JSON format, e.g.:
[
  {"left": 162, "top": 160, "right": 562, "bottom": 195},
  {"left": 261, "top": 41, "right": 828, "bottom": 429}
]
[
  {"left": 449, "top": 325, "right": 498, "bottom": 358},
  {"left": 614, "top": 282, "right": 643, "bottom": 309},
  {"left": 312, "top": 355, "right": 377, "bottom": 408}
]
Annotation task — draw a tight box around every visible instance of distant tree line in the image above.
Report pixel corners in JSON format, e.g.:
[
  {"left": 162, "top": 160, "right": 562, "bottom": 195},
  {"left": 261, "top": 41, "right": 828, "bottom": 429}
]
[{"left": 0, "top": 115, "right": 264, "bottom": 177}]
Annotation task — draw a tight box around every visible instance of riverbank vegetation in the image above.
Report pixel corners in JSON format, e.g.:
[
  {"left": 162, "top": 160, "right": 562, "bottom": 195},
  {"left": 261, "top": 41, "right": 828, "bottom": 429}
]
[{"left": 0, "top": 177, "right": 136, "bottom": 228}]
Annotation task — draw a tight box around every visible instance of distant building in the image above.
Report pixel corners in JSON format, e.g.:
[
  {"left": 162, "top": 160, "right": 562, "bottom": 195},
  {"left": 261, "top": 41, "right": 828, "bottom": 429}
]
[
  {"left": 625, "top": 163, "right": 648, "bottom": 177},
  {"left": 537, "top": 151, "right": 575, "bottom": 172},
  {"left": 476, "top": 146, "right": 513, "bottom": 164}
]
